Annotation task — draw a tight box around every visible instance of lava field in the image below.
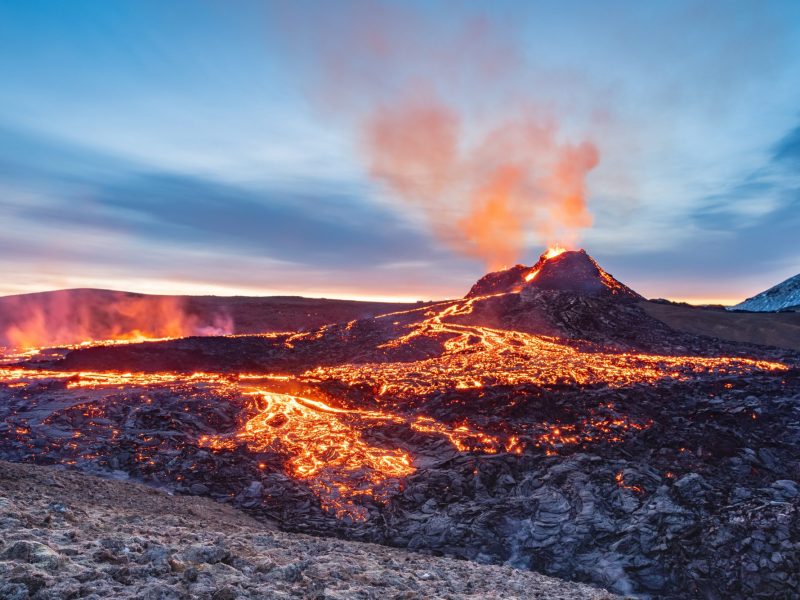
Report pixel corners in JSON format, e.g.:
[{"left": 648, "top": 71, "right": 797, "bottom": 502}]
[{"left": 1, "top": 251, "right": 799, "bottom": 599}]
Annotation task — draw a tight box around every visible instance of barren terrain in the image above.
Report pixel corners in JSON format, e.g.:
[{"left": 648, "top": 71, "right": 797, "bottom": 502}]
[
  {"left": 0, "top": 460, "right": 615, "bottom": 599},
  {"left": 641, "top": 301, "right": 800, "bottom": 351}
]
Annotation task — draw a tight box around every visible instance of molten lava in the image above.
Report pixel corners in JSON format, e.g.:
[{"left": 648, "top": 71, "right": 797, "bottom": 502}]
[
  {"left": 524, "top": 245, "right": 566, "bottom": 282},
  {"left": 0, "top": 285, "right": 790, "bottom": 521},
  {"left": 200, "top": 391, "right": 415, "bottom": 520},
  {"left": 542, "top": 243, "right": 567, "bottom": 260},
  {"left": 310, "top": 296, "right": 785, "bottom": 401}
]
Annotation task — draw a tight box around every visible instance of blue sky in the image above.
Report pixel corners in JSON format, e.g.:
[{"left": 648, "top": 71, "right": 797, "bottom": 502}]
[{"left": 0, "top": 0, "right": 798, "bottom": 303}]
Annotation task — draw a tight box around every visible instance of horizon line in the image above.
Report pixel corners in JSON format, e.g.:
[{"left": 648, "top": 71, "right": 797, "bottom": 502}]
[{"left": 0, "top": 283, "right": 745, "bottom": 308}]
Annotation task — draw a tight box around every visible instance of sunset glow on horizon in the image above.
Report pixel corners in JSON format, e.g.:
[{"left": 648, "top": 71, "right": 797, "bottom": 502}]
[{"left": 0, "top": 1, "right": 798, "bottom": 303}]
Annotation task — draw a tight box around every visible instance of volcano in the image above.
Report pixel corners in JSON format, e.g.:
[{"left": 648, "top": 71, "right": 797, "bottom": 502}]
[{"left": 466, "top": 248, "right": 642, "bottom": 300}]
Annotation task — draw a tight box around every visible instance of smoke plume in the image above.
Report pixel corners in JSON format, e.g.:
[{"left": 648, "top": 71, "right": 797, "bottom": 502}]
[
  {"left": 282, "top": 1, "right": 600, "bottom": 269},
  {"left": 0, "top": 290, "right": 233, "bottom": 350}
]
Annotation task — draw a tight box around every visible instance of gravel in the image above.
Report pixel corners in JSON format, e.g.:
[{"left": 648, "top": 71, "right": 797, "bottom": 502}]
[{"left": 0, "top": 460, "right": 617, "bottom": 600}]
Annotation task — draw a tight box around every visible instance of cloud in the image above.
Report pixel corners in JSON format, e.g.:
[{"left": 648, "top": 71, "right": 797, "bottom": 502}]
[
  {"left": 684, "top": 116, "right": 800, "bottom": 238},
  {"left": 0, "top": 124, "right": 446, "bottom": 270},
  {"left": 772, "top": 124, "right": 800, "bottom": 165},
  {"left": 604, "top": 119, "right": 800, "bottom": 296}
]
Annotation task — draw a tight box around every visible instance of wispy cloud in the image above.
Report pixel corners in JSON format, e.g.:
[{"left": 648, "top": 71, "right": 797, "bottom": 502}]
[
  {"left": 772, "top": 124, "right": 800, "bottom": 165},
  {"left": 604, "top": 118, "right": 800, "bottom": 301},
  {"left": 0, "top": 124, "right": 475, "bottom": 299}
]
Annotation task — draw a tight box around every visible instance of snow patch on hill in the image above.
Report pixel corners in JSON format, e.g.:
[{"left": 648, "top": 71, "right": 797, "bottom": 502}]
[{"left": 732, "top": 273, "right": 800, "bottom": 312}]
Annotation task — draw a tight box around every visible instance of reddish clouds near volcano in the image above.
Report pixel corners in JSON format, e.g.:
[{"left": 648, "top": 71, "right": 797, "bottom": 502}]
[
  {"left": 365, "top": 101, "right": 598, "bottom": 269},
  {"left": 284, "top": 3, "right": 600, "bottom": 269}
]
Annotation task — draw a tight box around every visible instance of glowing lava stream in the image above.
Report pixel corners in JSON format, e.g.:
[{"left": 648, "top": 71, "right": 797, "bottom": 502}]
[
  {"left": 199, "top": 390, "right": 415, "bottom": 520},
  {"left": 312, "top": 293, "right": 788, "bottom": 401},
  {"left": 0, "top": 288, "right": 790, "bottom": 521}
]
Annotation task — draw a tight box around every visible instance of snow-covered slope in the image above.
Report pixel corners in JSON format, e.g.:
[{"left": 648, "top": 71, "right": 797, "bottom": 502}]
[{"left": 732, "top": 272, "right": 800, "bottom": 312}]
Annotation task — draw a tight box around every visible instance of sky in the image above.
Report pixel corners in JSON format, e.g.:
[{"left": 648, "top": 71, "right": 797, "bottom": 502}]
[{"left": 0, "top": 0, "right": 799, "bottom": 304}]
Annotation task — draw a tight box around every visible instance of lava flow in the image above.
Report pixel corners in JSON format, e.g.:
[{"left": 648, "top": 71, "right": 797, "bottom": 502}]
[
  {"left": 200, "top": 391, "right": 415, "bottom": 520},
  {"left": 309, "top": 294, "right": 786, "bottom": 402},
  {"left": 0, "top": 296, "right": 789, "bottom": 521},
  {"left": 0, "top": 248, "right": 793, "bottom": 525}
]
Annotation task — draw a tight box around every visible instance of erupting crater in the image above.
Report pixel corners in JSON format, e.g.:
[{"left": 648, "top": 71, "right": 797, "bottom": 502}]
[{"left": 469, "top": 246, "right": 641, "bottom": 299}]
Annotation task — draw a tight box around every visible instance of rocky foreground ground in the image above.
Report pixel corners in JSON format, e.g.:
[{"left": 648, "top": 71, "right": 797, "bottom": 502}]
[{"left": 0, "top": 461, "right": 617, "bottom": 599}]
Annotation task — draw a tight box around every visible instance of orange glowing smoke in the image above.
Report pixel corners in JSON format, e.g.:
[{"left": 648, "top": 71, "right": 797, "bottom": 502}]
[
  {"left": 458, "top": 165, "right": 527, "bottom": 270},
  {"left": 364, "top": 101, "right": 599, "bottom": 270},
  {"left": 0, "top": 290, "right": 233, "bottom": 350},
  {"left": 288, "top": 3, "right": 602, "bottom": 270}
]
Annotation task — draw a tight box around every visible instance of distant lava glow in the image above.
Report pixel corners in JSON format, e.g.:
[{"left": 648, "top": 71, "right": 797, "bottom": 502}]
[{"left": 0, "top": 291, "right": 233, "bottom": 351}]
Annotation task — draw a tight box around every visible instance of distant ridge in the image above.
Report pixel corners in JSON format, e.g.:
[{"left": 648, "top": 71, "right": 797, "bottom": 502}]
[{"left": 732, "top": 272, "right": 800, "bottom": 312}]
